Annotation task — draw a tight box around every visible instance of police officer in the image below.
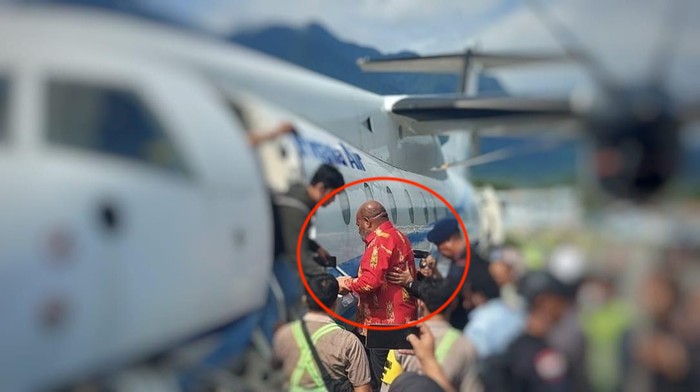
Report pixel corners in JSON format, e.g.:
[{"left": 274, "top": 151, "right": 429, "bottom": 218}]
[
  {"left": 387, "top": 218, "right": 487, "bottom": 329},
  {"left": 482, "top": 271, "right": 572, "bottom": 392}
]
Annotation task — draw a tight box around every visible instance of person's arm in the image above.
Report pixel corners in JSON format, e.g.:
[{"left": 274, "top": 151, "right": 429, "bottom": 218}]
[
  {"left": 458, "top": 342, "right": 483, "bottom": 392},
  {"left": 353, "top": 384, "right": 372, "bottom": 392},
  {"left": 248, "top": 122, "right": 295, "bottom": 146},
  {"left": 404, "top": 325, "right": 456, "bottom": 392},
  {"left": 387, "top": 266, "right": 426, "bottom": 298},
  {"left": 309, "top": 239, "right": 321, "bottom": 252},
  {"left": 271, "top": 328, "right": 287, "bottom": 370},
  {"left": 280, "top": 206, "right": 324, "bottom": 276},
  {"left": 348, "top": 241, "right": 392, "bottom": 294},
  {"left": 387, "top": 266, "right": 412, "bottom": 285},
  {"left": 314, "top": 244, "right": 334, "bottom": 266},
  {"left": 346, "top": 335, "right": 373, "bottom": 392}
]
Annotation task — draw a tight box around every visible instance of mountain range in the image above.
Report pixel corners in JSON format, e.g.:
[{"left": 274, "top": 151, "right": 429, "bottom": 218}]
[{"left": 230, "top": 23, "right": 506, "bottom": 96}]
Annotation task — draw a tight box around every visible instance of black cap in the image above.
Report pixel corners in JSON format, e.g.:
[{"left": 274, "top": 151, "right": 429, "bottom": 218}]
[{"left": 427, "top": 218, "right": 460, "bottom": 245}]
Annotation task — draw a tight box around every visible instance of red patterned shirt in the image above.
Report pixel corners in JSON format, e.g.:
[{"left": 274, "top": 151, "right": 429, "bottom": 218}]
[{"left": 349, "top": 221, "right": 417, "bottom": 330}]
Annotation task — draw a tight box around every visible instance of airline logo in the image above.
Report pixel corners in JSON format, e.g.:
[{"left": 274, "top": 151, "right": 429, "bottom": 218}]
[{"left": 294, "top": 134, "right": 366, "bottom": 171}]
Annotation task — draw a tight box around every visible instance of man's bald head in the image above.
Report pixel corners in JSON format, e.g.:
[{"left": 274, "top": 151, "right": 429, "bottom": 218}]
[
  {"left": 358, "top": 200, "right": 387, "bottom": 219},
  {"left": 356, "top": 200, "right": 389, "bottom": 239}
]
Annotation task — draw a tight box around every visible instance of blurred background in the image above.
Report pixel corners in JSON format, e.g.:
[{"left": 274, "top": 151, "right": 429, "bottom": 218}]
[{"left": 2, "top": 0, "right": 700, "bottom": 391}]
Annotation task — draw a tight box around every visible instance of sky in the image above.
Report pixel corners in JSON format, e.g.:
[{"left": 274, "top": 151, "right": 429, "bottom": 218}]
[
  {"left": 135, "top": 0, "right": 700, "bottom": 100},
  {"left": 141, "top": 0, "right": 519, "bottom": 54}
]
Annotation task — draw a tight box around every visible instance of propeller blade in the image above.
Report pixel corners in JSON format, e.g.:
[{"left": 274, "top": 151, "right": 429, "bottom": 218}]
[
  {"left": 525, "top": 0, "right": 619, "bottom": 97},
  {"left": 647, "top": 0, "right": 691, "bottom": 87},
  {"left": 431, "top": 139, "right": 564, "bottom": 171}
]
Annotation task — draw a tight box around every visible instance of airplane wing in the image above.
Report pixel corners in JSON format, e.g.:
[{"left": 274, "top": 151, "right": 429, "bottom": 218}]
[
  {"left": 387, "top": 94, "right": 578, "bottom": 136},
  {"left": 357, "top": 51, "right": 573, "bottom": 73},
  {"left": 360, "top": 50, "right": 579, "bottom": 135}
]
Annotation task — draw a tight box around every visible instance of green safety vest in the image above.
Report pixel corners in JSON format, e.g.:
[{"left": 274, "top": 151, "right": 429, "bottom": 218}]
[
  {"left": 435, "top": 328, "right": 461, "bottom": 365},
  {"left": 289, "top": 321, "right": 342, "bottom": 392}
]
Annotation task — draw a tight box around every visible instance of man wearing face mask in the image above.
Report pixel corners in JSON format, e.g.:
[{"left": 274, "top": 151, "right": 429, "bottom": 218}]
[{"left": 337, "top": 200, "right": 418, "bottom": 391}]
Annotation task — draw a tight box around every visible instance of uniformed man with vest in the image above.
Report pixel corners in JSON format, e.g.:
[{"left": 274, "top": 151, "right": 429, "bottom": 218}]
[
  {"left": 273, "top": 273, "right": 372, "bottom": 392},
  {"left": 382, "top": 278, "right": 482, "bottom": 392}
]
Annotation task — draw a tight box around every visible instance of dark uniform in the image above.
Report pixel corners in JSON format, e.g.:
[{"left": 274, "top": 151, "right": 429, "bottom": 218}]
[
  {"left": 483, "top": 333, "right": 571, "bottom": 392},
  {"left": 270, "top": 183, "right": 328, "bottom": 318},
  {"left": 273, "top": 183, "right": 326, "bottom": 277},
  {"left": 406, "top": 248, "right": 487, "bottom": 330}
]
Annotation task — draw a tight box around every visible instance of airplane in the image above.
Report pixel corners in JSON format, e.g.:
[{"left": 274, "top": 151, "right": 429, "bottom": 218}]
[
  {"left": 353, "top": 0, "right": 700, "bottom": 203},
  {"left": 0, "top": 5, "right": 499, "bottom": 390}
]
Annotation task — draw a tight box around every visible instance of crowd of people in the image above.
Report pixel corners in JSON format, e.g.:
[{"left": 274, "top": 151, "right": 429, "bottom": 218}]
[{"left": 266, "top": 163, "right": 700, "bottom": 392}]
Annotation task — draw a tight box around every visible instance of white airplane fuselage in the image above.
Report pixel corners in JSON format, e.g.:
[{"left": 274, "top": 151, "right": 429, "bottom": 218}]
[{"left": 0, "top": 6, "right": 483, "bottom": 390}]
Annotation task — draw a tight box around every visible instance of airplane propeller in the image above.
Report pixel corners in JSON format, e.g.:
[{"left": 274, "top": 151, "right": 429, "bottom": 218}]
[
  {"left": 359, "top": 0, "right": 699, "bottom": 202},
  {"left": 430, "top": 140, "right": 564, "bottom": 171},
  {"left": 526, "top": 0, "right": 690, "bottom": 201}
]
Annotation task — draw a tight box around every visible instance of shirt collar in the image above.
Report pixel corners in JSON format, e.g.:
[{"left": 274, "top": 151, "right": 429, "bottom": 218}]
[
  {"left": 363, "top": 220, "right": 394, "bottom": 244},
  {"left": 302, "top": 312, "right": 335, "bottom": 324},
  {"left": 302, "top": 190, "right": 316, "bottom": 210},
  {"left": 455, "top": 247, "right": 467, "bottom": 266},
  {"left": 425, "top": 317, "right": 452, "bottom": 329}
]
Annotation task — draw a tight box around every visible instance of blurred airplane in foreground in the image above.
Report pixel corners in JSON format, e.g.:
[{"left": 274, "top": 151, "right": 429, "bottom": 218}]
[
  {"left": 0, "top": 5, "right": 505, "bottom": 390},
  {"left": 3, "top": 0, "right": 698, "bottom": 389}
]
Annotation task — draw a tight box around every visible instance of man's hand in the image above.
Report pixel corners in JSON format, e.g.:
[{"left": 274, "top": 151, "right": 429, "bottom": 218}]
[
  {"left": 274, "top": 121, "right": 296, "bottom": 136},
  {"left": 337, "top": 277, "right": 352, "bottom": 294},
  {"left": 248, "top": 121, "right": 296, "bottom": 146},
  {"left": 400, "top": 324, "right": 456, "bottom": 392},
  {"left": 387, "top": 266, "right": 413, "bottom": 287},
  {"left": 317, "top": 247, "right": 331, "bottom": 260},
  {"left": 314, "top": 247, "right": 336, "bottom": 267},
  {"left": 404, "top": 324, "right": 435, "bottom": 361}
]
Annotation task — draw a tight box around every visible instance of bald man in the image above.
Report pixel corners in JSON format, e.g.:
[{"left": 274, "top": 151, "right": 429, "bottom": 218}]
[{"left": 339, "top": 201, "right": 418, "bottom": 390}]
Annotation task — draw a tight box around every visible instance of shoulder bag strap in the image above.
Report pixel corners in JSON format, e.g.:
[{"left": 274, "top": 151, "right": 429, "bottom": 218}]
[{"left": 300, "top": 320, "right": 337, "bottom": 390}]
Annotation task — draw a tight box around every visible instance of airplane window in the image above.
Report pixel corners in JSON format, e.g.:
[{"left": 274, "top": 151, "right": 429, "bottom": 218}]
[
  {"left": 386, "top": 187, "right": 397, "bottom": 223},
  {"left": 431, "top": 198, "right": 438, "bottom": 221},
  {"left": 363, "top": 183, "right": 374, "bottom": 200},
  {"left": 46, "top": 81, "right": 188, "bottom": 175},
  {"left": 404, "top": 189, "right": 415, "bottom": 224},
  {"left": 0, "top": 78, "right": 7, "bottom": 142},
  {"left": 420, "top": 193, "right": 429, "bottom": 223},
  {"left": 339, "top": 190, "right": 351, "bottom": 225}
]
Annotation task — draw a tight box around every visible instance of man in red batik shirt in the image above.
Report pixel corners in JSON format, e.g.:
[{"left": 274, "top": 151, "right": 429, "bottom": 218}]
[{"left": 338, "top": 200, "right": 417, "bottom": 391}]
